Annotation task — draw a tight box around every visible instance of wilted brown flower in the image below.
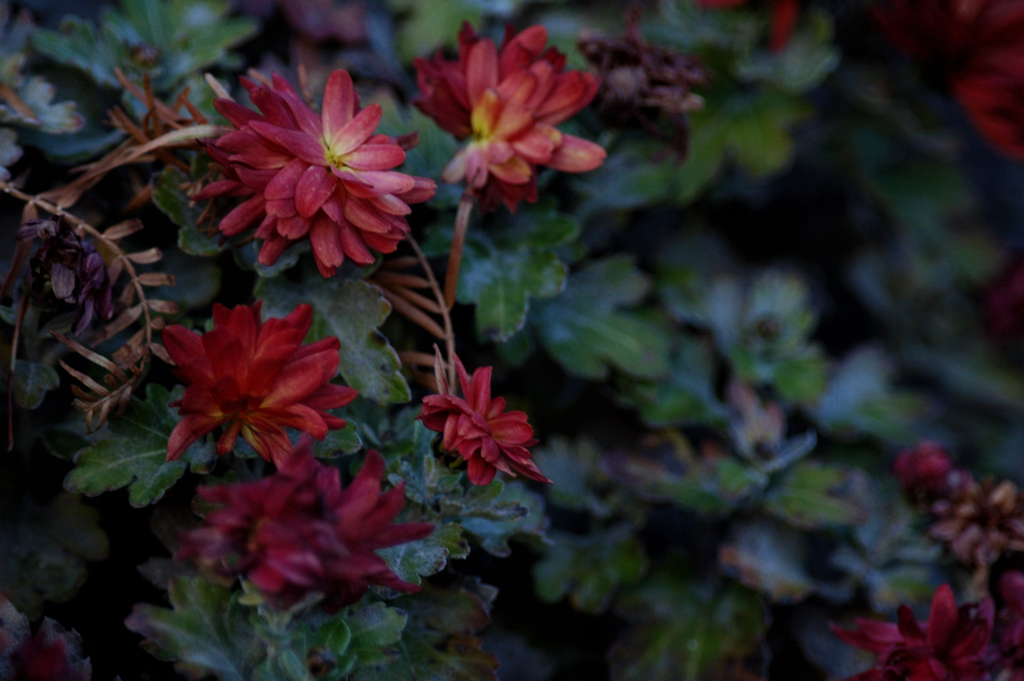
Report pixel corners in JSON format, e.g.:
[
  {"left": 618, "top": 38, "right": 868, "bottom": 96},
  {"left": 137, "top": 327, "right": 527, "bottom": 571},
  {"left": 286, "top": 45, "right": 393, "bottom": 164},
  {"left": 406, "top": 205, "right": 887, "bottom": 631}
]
[
  {"left": 928, "top": 477, "right": 1024, "bottom": 583},
  {"left": 578, "top": 5, "right": 709, "bottom": 159},
  {"left": 16, "top": 218, "right": 115, "bottom": 336}
]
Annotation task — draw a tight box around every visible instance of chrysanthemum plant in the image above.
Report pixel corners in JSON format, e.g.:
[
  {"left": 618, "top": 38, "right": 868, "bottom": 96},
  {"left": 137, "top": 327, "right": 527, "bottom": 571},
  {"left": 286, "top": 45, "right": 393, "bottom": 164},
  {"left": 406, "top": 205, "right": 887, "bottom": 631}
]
[{"left": 5, "top": 0, "right": 1024, "bottom": 680}]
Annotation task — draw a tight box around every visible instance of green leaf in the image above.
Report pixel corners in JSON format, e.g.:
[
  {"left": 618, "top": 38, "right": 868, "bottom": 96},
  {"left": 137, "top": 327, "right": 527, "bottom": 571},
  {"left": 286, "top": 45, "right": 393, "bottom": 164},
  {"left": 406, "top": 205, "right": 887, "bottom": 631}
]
[
  {"left": 814, "top": 346, "right": 926, "bottom": 444},
  {"left": 610, "top": 557, "right": 766, "bottom": 681},
  {"left": 441, "top": 201, "right": 578, "bottom": 342},
  {"left": 675, "top": 90, "right": 812, "bottom": 204},
  {"left": 734, "top": 10, "right": 840, "bottom": 93},
  {"left": 534, "top": 524, "right": 647, "bottom": 614},
  {"left": 617, "top": 335, "right": 728, "bottom": 427},
  {"left": 12, "top": 360, "right": 59, "bottom": 409},
  {"left": 309, "top": 420, "right": 362, "bottom": 459},
  {"left": 32, "top": 0, "right": 256, "bottom": 93},
  {"left": 354, "top": 581, "right": 499, "bottom": 681},
  {"left": 388, "top": 0, "right": 480, "bottom": 63},
  {"left": 763, "top": 462, "right": 871, "bottom": 530},
  {"left": 0, "top": 126, "right": 19, "bottom": 178},
  {"left": 718, "top": 518, "right": 816, "bottom": 603},
  {"left": 63, "top": 384, "right": 215, "bottom": 507},
  {"left": 125, "top": 576, "right": 265, "bottom": 681},
  {"left": 257, "top": 272, "right": 410, "bottom": 405},
  {"left": 458, "top": 481, "right": 548, "bottom": 556},
  {"left": 153, "top": 166, "right": 223, "bottom": 257},
  {"left": 377, "top": 522, "right": 468, "bottom": 587},
  {"left": 603, "top": 448, "right": 765, "bottom": 514},
  {"left": 532, "top": 437, "right": 615, "bottom": 518},
  {"left": 0, "top": 489, "right": 108, "bottom": 620},
  {"left": 530, "top": 257, "right": 671, "bottom": 379},
  {"left": 344, "top": 603, "right": 408, "bottom": 668}
]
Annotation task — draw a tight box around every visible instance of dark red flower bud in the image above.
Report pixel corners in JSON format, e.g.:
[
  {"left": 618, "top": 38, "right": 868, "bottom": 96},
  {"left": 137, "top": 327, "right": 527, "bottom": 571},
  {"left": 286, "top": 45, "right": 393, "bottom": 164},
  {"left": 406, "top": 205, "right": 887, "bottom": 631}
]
[{"left": 893, "top": 441, "right": 960, "bottom": 500}]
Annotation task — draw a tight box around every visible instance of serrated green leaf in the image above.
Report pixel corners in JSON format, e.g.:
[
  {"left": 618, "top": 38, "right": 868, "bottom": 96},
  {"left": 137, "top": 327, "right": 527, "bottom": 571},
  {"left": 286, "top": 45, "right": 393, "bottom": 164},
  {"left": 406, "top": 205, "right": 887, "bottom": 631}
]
[
  {"left": 125, "top": 576, "right": 265, "bottom": 681},
  {"left": 610, "top": 557, "right": 766, "bottom": 681},
  {"left": 734, "top": 10, "right": 840, "bottom": 93},
  {"left": 388, "top": 0, "right": 480, "bottom": 63},
  {"left": 618, "top": 335, "right": 728, "bottom": 427},
  {"left": 0, "top": 489, "right": 108, "bottom": 619},
  {"left": 354, "top": 582, "right": 498, "bottom": 681},
  {"left": 309, "top": 421, "right": 362, "bottom": 459},
  {"left": 257, "top": 272, "right": 410, "bottom": 405},
  {"left": 377, "top": 522, "right": 468, "bottom": 587},
  {"left": 530, "top": 256, "right": 671, "bottom": 379},
  {"left": 458, "top": 481, "right": 548, "bottom": 556},
  {"left": 63, "top": 384, "right": 215, "bottom": 507},
  {"left": 814, "top": 346, "right": 926, "bottom": 443},
  {"left": 12, "top": 360, "right": 59, "bottom": 409},
  {"left": 718, "top": 518, "right": 815, "bottom": 603},
  {"left": 763, "top": 462, "right": 871, "bottom": 530},
  {"left": 534, "top": 524, "right": 647, "bottom": 614},
  {"left": 153, "top": 166, "right": 223, "bottom": 257},
  {"left": 345, "top": 603, "right": 407, "bottom": 668},
  {"left": 31, "top": 0, "right": 256, "bottom": 93}
]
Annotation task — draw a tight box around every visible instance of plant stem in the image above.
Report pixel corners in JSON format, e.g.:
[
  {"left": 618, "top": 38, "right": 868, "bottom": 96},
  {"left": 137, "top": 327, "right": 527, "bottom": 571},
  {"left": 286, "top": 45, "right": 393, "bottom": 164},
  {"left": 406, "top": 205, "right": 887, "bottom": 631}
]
[
  {"left": 408, "top": 235, "right": 457, "bottom": 390},
  {"left": 443, "top": 192, "right": 474, "bottom": 310}
]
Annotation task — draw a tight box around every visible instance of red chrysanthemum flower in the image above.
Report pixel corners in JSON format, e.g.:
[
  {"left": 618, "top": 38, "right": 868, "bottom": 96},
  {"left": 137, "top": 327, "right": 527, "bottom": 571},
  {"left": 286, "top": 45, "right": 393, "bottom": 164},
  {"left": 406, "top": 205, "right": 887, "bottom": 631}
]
[
  {"left": 984, "top": 255, "right": 1024, "bottom": 339},
  {"left": 413, "top": 23, "right": 606, "bottom": 212},
  {"left": 418, "top": 354, "right": 550, "bottom": 486},
  {"left": 894, "top": 441, "right": 964, "bottom": 500},
  {"left": 831, "top": 584, "right": 994, "bottom": 681},
  {"left": 697, "top": 0, "right": 799, "bottom": 52},
  {"left": 993, "top": 570, "right": 1024, "bottom": 681},
  {"left": 162, "top": 301, "right": 357, "bottom": 464},
  {"left": 177, "top": 440, "right": 433, "bottom": 612},
  {"left": 195, "top": 70, "right": 437, "bottom": 276},
  {"left": 874, "top": 0, "right": 1024, "bottom": 158}
]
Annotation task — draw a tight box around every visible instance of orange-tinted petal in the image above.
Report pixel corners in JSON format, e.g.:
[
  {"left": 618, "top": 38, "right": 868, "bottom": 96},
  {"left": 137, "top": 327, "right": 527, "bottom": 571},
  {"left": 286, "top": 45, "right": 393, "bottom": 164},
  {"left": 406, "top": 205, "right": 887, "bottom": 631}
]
[
  {"left": 547, "top": 134, "right": 606, "bottom": 173},
  {"left": 467, "top": 38, "right": 499, "bottom": 107}
]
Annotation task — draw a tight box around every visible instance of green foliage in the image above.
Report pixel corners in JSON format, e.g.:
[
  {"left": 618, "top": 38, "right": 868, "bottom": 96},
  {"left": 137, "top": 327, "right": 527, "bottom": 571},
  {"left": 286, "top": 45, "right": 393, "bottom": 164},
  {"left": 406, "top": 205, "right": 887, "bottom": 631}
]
[
  {"left": 426, "top": 199, "right": 579, "bottom": 341},
  {"left": 152, "top": 165, "right": 224, "bottom": 257},
  {"left": 0, "top": 489, "right": 108, "bottom": 619},
  {"left": 31, "top": 0, "right": 257, "bottom": 93},
  {"left": 354, "top": 581, "right": 499, "bottom": 681},
  {"left": 610, "top": 557, "right": 767, "bottom": 681},
  {"left": 258, "top": 270, "right": 411, "bottom": 405},
  {"left": 718, "top": 518, "right": 816, "bottom": 602},
  {"left": 377, "top": 414, "right": 549, "bottom": 561},
  {"left": 63, "top": 384, "right": 215, "bottom": 507},
  {"left": 126, "top": 576, "right": 409, "bottom": 681},
  {"left": 814, "top": 347, "right": 926, "bottom": 443},
  {"left": 762, "top": 461, "right": 871, "bottom": 530},
  {"left": 0, "top": 4, "right": 84, "bottom": 175},
  {"left": 533, "top": 524, "right": 647, "bottom": 614},
  {"left": 530, "top": 256, "right": 671, "bottom": 379},
  {"left": 11, "top": 359, "right": 59, "bottom": 409}
]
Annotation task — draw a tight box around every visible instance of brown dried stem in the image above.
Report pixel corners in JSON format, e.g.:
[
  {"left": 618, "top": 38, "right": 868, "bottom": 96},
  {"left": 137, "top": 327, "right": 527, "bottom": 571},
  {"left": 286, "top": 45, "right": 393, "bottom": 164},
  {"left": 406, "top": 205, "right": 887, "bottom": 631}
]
[
  {"left": 408, "top": 235, "right": 457, "bottom": 390},
  {"left": 443, "top": 191, "right": 475, "bottom": 310}
]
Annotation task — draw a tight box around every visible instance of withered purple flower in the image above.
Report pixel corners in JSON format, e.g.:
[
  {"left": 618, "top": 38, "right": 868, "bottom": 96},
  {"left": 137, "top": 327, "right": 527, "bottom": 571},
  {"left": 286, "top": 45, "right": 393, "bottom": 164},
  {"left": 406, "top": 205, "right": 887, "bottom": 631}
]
[
  {"left": 578, "top": 6, "right": 709, "bottom": 160},
  {"left": 17, "top": 218, "right": 115, "bottom": 336}
]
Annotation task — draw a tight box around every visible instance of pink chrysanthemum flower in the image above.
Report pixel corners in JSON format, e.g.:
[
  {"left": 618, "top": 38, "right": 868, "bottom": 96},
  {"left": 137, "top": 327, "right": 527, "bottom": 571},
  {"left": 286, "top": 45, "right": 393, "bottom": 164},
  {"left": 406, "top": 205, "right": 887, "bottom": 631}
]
[
  {"left": 413, "top": 23, "right": 606, "bottom": 212},
  {"left": 178, "top": 440, "right": 433, "bottom": 612},
  {"left": 195, "top": 70, "right": 436, "bottom": 276}
]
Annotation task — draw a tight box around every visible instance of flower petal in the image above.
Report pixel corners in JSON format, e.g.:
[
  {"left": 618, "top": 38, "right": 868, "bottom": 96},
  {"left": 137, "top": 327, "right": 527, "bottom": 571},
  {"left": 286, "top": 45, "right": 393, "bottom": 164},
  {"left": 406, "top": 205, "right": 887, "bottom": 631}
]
[{"left": 322, "top": 70, "right": 356, "bottom": 140}]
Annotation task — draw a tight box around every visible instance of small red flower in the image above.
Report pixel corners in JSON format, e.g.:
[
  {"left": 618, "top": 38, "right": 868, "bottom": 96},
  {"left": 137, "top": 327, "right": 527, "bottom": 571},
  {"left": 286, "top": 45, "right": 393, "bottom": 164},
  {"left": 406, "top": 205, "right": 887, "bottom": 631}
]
[
  {"left": 874, "top": 0, "right": 1024, "bottom": 158},
  {"left": 162, "top": 301, "right": 357, "bottom": 464},
  {"left": 178, "top": 440, "right": 433, "bottom": 612},
  {"left": 418, "top": 354, "right": 550, "bottom": 486},
  {"left": 994, "top": 570, "right": 1024, "bottom": 681},
  {"left": 894, "top": 441, "right": 963, "bottom": 500},
  {"left": 413, "top": 23, "right": 606, "bottom": 212},
  {"left": 195, "top": 70, "right": 436, "bottom": 276},
  {"left": 984, "top": 255, "right": 1024, "bottom": 339},
  {"left": 697, "top": 0, "right": 799, "bottom": 52},
  {"left": 831, "top": 584, "right": 993, "bottom": 681}
]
